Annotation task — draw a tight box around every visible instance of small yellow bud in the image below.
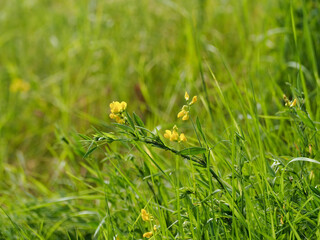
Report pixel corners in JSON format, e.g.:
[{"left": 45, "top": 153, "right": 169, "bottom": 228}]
[
  {"left": 190, "top": 96, "right": 197, "bottom": 105},
  {"left": 283, "top": 94, "right": 287, "bottom": 100},
  {"left": 309, "top": 145, "right": 312, "bottom": 155},
  {"left": 309, "top": 170, "right": 315, "bottom": 181},
  {"left": 153, "top": 225, "right": 157, "bottom": 231},
  {"left": 179, "top": 133, "right": 187, "bottom": 142},
  {"left": 280, "top": 216, "right": 284, "bottom": 225},
  {"left": 143, "top": 232, "right": 153, "bottom": 238},
  {"left": 185, "top": 91, "right": 189, "bottom": 101},
  {"left": 290, "top": 99, "right": 297, "bottom": 107}
]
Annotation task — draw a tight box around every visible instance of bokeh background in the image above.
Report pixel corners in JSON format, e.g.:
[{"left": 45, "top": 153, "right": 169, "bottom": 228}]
[{"left": 0, "top": 0, "right": 319, "bottom": 238}]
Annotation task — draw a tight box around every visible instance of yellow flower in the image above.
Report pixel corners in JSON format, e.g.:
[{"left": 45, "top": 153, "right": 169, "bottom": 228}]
[
  {"left": 182, "top": 114, "right": 189, "bottom": 121},
  {"left": 170, "top": 130, "right": 179, "bottom": 141},
  {"left": 10, "top": 78, "right": 30, "bottom": 93},
  {"left": 141, "top": 209, "right": 152, "bottom": 221},
  {"left": 163, "top": 129, "right": 179, "bottom": 141},
  {"left": 164, "top": 130, "right": 172, "bottom": 140},
  {"left": 143, "top": 232, "right": 153, "bottom": 238},
  {"left": 177, "top": 110, "right": 187, "bottom": 118},
  {"left": 110, "top": 101, "right": 127, "bottom": 114},
  {"left": 177, "top": 109, "right": 189, "bottom": 121},
  {"left": 109, "top": 101, "right": 127, "bottom": 123},
  {"left": 120, "top": 101, "right": 127, "bottom": 110},
  {"left": 190, "top": 96, "right": 197, "bottom": 105},
  {"left": 164, "top": 126, "right": 187, "bottom": 142},
  {"left": 179, "top": 133, "right": 187, "bottom": 142},
  {"left": 185, "top": 91, "right": 189, "bottom": 101}
]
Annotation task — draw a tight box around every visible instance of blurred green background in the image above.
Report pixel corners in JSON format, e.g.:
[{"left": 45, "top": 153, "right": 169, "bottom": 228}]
[{"left": 0, "top": 0, "right": 319, "bottom": 238}]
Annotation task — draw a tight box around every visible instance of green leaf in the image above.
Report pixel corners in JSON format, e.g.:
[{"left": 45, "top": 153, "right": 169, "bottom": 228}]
[
  {"left": 196, "top": 117, "right": 206, "bottom": 143},
  {"left": 78, "top": 133, "right": 92, "bottom": 140},
  {"left": 296, "top": 109, "right": 316, "bottom": 130},
  {"left": 133, "top": 112, "right": 147, "bottom": 136},
  {"left": 133, "top": 112, "right": 144, "bottom": 127},
  {"left": 310, "top": 186, "right": 320, "bottom": 199},
  {"left": 114, "top": 123, "right": 135, "bottom": 134},
  {"left": 83, "top": 142, "right": 97, "bottom": 158},
  {"left": 288, "top": 157, "right": 320, "bottom": 165},
  {"left": 125, "top": 112, "right": 135, "bottom": 129},
  {"left": 136, "top": 126, "right": 155, "bottom": 136},
  {"left": 179, "top": 147, "right": 207, "bottom": 155}
]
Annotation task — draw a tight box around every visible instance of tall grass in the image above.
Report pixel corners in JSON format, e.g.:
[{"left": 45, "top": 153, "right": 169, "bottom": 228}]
[{"left": 0, "top": 0, "right": 319, "bottom": 239}]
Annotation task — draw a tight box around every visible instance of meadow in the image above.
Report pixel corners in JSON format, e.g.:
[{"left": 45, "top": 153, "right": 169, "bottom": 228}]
[{"left": 0, "top": 0, "right": 320, "bottom": 239}]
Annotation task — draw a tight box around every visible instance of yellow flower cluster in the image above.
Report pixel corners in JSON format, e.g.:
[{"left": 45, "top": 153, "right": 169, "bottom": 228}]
[
  {"left": 10, "top": 78, "right": 30, "bottom": 93},
  {"left": 163, "top": 91, "right": 198, "bottom": 143},
  {"left": 177, "top": 92, "right": 197, "bottom": 121},
  {"left": 141, "top": 209, "right": 157, "bottom": 238},
  {"left": 164, "top": 125, "right": 187, "bottom": 142},
  {"left": 109, "top": 101, "right": 127, "bottom": 124},
  {"left": 283, "top": 95, "right": 297, "bottom": 108}
]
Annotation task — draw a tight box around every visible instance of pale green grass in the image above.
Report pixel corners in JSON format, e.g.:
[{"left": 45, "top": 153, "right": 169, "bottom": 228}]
[{"left": 0, "top": 0, "right": 319, "bottom": 239}]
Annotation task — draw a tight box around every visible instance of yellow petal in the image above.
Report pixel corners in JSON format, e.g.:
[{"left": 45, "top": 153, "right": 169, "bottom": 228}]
[
  {"left": 182, "top": 114, "right": 189, "bottom": 121},
  {"left": 141, "top": 209, "right": 151, "bottom": 221},
  {"left": 110, "top": 102, "right": 117, "bottom": 113},
  {"left": 143, "top": 232, "right": 153, "bottom": 238},
  {"left": 110, "top": 102, "right": 114, "bottom": 109},
  {"left": 164, "top": 130, "right": 171, "bottom": 139},
  {"left": 179, "top": 133, "right": 187, "bottom": 142},
  {"left": 115, "top": 116, "right": 125, "bottom": 124},
  {"left": 177, "top": 110, "right": 186, "bottom": 118},
  {"left": 290, "top": 99, "right": 297, "bottom": 107},
  {"left": 109, "top": 113, "right": 116, "bottom": 119},
  {"left": 170, "top": 130, "right": 179, "bottom": 141},
  {"left": 120, "top": 101, "right": 127, "bottom": 111}
]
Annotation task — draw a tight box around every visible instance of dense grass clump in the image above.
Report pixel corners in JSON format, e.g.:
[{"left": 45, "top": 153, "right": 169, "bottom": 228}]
[{"left": 0, "top": 0, "right": 319, "bottom": 239}]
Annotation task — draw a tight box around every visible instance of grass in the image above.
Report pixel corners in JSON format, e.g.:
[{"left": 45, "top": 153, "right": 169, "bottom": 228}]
[{"left": 0, "top": 0, "right": 320, "bottom": 239}]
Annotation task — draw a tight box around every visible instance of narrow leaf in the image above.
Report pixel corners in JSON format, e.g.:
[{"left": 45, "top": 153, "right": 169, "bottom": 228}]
[{"left": 179, "top": 147, "right": 207, "bottom": 155}]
